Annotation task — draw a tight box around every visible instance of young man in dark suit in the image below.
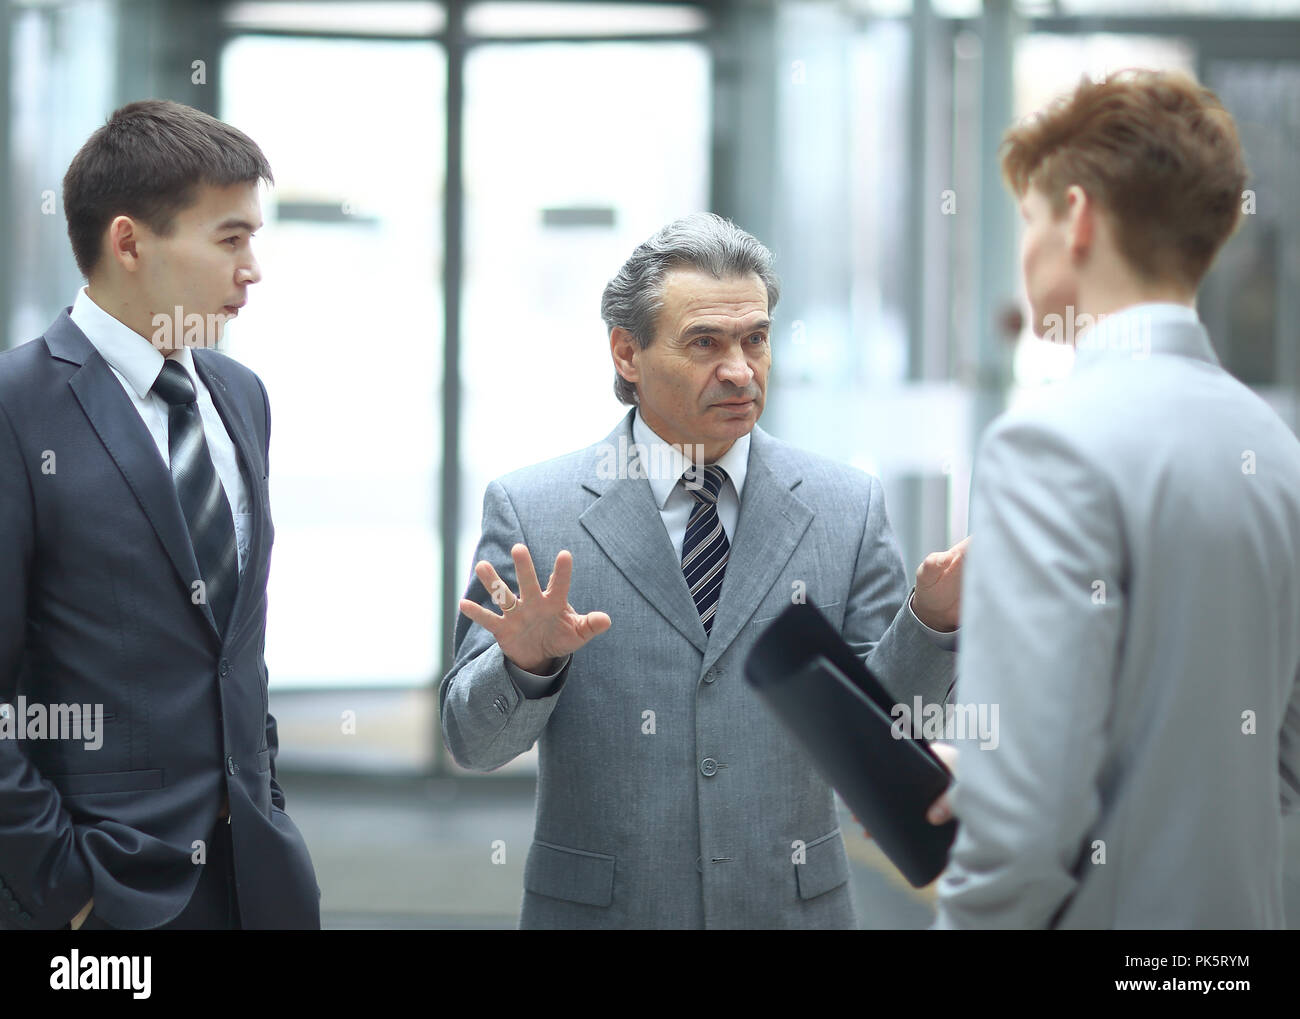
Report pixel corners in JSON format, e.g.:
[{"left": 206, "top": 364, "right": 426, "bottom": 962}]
[{"left": 0, "top": 99, "right": 319, "bottom": 929}]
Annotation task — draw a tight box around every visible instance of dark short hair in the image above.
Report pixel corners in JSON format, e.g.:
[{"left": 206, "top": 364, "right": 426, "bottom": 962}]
[
  {"left": 63, "top": 99, "right": 274, "bottom": 278},
  {"left": 601, "top": 213, "right": 781, "bottom": 406}
]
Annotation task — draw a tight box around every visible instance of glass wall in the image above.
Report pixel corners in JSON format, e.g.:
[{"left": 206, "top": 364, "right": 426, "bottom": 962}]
[
  {"left": 221, "top": 35, "right": 446, "bottom": 690},
  {"left": 459, "top": 39, "right": 711, "bottom": 581},
  {"left": 4, "top": 0, "right": 1296, "bottom": 774}
]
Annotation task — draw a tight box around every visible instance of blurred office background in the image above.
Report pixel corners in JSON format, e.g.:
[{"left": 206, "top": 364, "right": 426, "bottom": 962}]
[{"left": 4, "top": 0, "right": 1297, "bottom": 926}]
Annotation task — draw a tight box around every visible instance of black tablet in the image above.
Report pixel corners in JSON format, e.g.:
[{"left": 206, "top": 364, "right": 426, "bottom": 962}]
[{"left": 744, "top": 599, "right": 958, "bottom": 888}]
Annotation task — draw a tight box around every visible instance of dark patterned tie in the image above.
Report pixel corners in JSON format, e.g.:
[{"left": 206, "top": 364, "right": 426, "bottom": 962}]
[
  {"left": 151, "top": 359, "right": 238, "bottom": 635},
  {"left": 681, "top": 464, "right": 730, "bottom": 636}
]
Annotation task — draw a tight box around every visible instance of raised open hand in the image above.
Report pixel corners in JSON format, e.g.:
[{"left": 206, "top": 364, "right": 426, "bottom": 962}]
[{"left": 459, "top": 543, "right": 611, "bottom": 674}]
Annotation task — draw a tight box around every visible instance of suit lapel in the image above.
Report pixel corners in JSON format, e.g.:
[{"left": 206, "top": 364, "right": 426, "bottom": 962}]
[
  {"left": 193, "top": 349, "right": 266, "bottom": 650},
  {"left": 577, "top": 412, "right": 814, "bottom": 665},
  {"left": 700, "top": 427, "right": 812, "bottom": 673},
  {"left": 49, "top": 313, "right": 220, "bottom": 641},
  {"left": 579, "top": 411, "right": 709, "bottom": 655}
]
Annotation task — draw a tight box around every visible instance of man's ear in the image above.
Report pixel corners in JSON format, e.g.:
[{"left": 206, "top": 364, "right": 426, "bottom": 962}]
[
  {"left": 610, "top": 326, "right": 640, "bottom": 386},
  {"left": 105, "top": 215, "right": 143, "bottom": 274},
  {"left": 1064, "top": 185, "right": 1095, "bottom": 260}
]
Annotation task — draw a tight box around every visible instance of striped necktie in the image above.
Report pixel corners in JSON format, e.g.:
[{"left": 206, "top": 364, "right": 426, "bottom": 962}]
[
  {"left": 680, "top": 464, "right": 730, "bottom": 636},
  {"left": 151, "top": 359, "right": 239, "bottom": 635}
]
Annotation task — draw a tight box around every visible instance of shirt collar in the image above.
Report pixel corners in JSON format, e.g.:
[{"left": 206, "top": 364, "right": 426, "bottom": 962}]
[
  {"left": 632, "top": 407, "right": 751, "bottom": 510},
  {"left": 1073, "top": 301, "right": 1218, "bottom": 369},
  {"left": 70, "top": 286, "right": 197, "bottom": 396}
]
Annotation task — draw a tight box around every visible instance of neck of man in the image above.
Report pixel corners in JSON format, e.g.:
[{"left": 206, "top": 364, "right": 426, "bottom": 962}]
[
  {"left": 1071, "top": 269, "right": 1196, "bottom": 330},
  {"left": 637, "top": 406, "right": 737, "bottom": 464},
  {"left": 85, "top": 279, "right": 184, "bottom": 358},
  {"left": 698, "top": 443, "right": 734, "bottom": 465}
]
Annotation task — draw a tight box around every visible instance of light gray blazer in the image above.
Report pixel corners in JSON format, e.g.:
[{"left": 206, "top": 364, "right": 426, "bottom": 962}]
[
  {"left": 441, "top": 409, "right": 955, "bottom": 929},
  {"left": 935, "top": 317, "right": 1300, "bottom": 929}
]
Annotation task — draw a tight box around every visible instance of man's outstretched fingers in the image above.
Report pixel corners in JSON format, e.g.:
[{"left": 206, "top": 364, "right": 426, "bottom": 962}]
[
  {"left": 547, "top": 550, "right": 574, "bottom": 600},
  {"left": 474, "top": 558, "right": 501, "bottom": 590},
  {"left": 475, "top": 561, "right": 515, "bottom": 610},
  {"left": 511, "top": 543, "right": 544, "bottom": 598},
  {"left": 460, "top": 597, "right": 502, "bottom": 633},
  {"left": 575, "top": 609, "right": 612, "bottom": 640}
]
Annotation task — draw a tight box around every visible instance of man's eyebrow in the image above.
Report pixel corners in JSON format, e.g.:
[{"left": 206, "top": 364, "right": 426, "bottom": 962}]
[
  {"left": 681, "top": 317, "right": 771, "bottom": 339},
  {"left": 214, "top": 218, "right": 262, "bottom": 233}
]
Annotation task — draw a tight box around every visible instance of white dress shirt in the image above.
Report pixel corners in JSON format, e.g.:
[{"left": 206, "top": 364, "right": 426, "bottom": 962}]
[
  {"left": 1075, "top": 300, "right": 1201, "bottom": 366},
  {"left": 632, "top": 405, "right": 750, "bottom": 558},
  {"left": 69, "top": 287, "right": 251, "bottom": 575}
]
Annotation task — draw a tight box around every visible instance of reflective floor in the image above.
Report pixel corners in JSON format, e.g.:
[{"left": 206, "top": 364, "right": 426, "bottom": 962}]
[
  {"left": 277, "top": 769, "right": 1298, "bottom": 931},
  {"left": 280, "top": 771, "right": 932, "bottom": 930}
]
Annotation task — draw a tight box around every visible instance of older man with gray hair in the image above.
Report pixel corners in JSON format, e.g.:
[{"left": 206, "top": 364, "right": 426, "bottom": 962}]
[{"left": 440, "top": 213, "right": 966, "bottom": 929}]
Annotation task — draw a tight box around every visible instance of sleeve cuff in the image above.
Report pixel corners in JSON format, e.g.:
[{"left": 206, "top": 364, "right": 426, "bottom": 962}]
[
  {"left": 504, "top": 654, "right": 571, "bottom": 699},
  {"left": 907, "top": 589, "right": 959, "bottom": 651}
]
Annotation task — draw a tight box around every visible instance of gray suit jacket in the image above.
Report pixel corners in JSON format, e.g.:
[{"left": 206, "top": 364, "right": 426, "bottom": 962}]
[
  {"left": 440, "top": 410, "right": 955, "bottom": 928},
  {"left": 935, "top": 316, "right": 1300, "bottom": 929}
]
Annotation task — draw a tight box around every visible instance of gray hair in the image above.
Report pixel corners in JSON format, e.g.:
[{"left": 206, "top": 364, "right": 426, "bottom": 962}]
[{"left": 601, "top": 213, "right": 781, "bottom": 406}]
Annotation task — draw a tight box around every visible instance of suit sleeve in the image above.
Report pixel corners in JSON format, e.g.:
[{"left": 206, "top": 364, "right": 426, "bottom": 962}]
[
  {"left": 933, "top": 418, "right": 1123, "bottom": 929},
  {"left": 439, "top": 480, "right": 571, "bottom": 771},
  {"left": 0, "top": 399, "right": 95, "bottom": 928},
  {"left": 253, "top": 374, "right": 286, "bottom": 813},
  {"left": 845, "top": 474, "right": 955, "bottom": 708},
  {"left": 1281, "top": 661, "right": 1300, "bottom": 815}
]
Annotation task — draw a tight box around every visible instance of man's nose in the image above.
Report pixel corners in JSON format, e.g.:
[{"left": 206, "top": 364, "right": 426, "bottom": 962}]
[
  {"left": 237, "top": 252, "right": 262, "bottom": 286},
  {"left": 718, "top": 346, "right": 754, "bottom": 387}
]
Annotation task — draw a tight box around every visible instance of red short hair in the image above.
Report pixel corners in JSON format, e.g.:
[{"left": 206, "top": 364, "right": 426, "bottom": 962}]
[{"left": 1001, "top": 69, "right": 1247, "bottom": 290}]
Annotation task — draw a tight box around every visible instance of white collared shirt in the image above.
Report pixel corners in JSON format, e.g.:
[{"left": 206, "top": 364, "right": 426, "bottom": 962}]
[
  {"left": 1094, "top": 301, "right": 1200, "bottom": 331},
  {"left": 632, "top": 406, "right": 750, "bottom": 557},
  {"left": 1074, "top": 301, "right": 1201, "bottom": 365},
  {"left": 69, "top": 286, "right": 251, "bottom": 575}
]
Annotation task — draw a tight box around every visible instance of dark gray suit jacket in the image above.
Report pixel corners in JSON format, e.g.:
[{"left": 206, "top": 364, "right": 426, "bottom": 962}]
[{"left": 0, "top": 310, "right": 319, "bottom": 929}]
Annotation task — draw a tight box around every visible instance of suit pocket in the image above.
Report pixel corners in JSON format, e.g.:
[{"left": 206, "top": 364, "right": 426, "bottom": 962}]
[
  {"left": 524, "top": 839, "right": 615, "bottom": 908},
  {"left": 52, "top": 768, "right": 164, "bottom": 796},
  {"left": 753, "top": 600, "right": 842, "bottom": 629},
  {"left": 795, "top": 828, "right": 850, "bottom": 900}
]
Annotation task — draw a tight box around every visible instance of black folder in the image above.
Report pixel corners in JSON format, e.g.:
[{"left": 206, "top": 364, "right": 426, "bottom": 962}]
[{"left": 743, "top": 599, "right": 957, "bottom": 887}]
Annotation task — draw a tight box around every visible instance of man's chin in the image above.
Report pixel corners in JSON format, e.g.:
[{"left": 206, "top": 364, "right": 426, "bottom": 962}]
[{"left": 713, "top": 410, "right": 759, "bottom": 435}]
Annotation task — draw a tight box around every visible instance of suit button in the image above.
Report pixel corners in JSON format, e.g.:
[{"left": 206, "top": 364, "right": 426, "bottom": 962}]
[
  {"left": 700, "top": 757, "right": 718, "bottom": 778},
  {"left": 219, "top": 659, "right": 231, "bottom": 677},
  {"left": 702, "top": 669, "right": 718, "bottom": 684},
  {"left": 18, "top": 912, "right": 30, "bottom": 922},
  {"left": 226, "top": 755, "right": 237, "bottom": 775}
]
